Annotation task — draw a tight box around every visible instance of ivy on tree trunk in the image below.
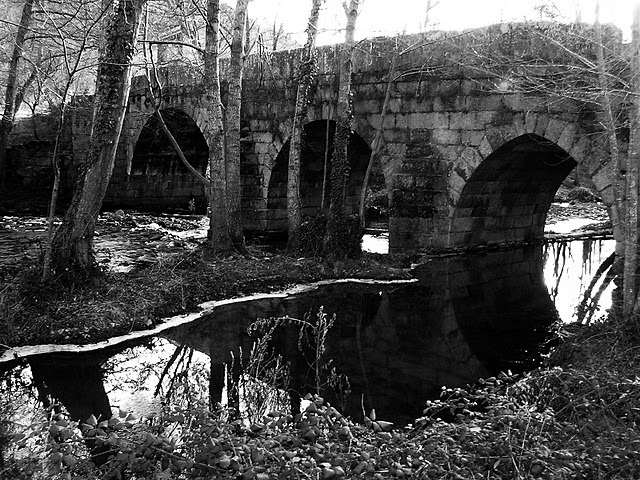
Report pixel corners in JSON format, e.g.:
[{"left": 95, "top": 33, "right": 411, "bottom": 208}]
[
  {"left": 51, "top": 0, "right": 147, "bottom": 276},
  {"left": 323, "top": 0, "right": 362, "bottom": 258}
]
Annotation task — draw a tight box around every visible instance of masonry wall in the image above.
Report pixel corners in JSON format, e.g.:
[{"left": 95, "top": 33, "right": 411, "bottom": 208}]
[{"left": 41, "top": 23, "right": 622, "bottom": 252}]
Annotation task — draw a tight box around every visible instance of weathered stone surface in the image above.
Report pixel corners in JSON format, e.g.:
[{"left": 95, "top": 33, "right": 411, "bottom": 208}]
[{"left": 9, "top": 27, "right": 619, "bottom": 254}]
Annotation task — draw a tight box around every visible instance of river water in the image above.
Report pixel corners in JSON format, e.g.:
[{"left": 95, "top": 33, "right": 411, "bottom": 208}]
[{"left": 0, "top": 235, "right": 616, "bottom": 443}]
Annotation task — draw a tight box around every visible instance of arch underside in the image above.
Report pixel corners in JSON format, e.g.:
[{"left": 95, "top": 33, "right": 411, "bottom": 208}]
[
  {"left": 266, "top": 120, "right": 372, "bottom": 234},
  {"left": 450, "top": 134, "right": 577, "bottom": 247},
  {"left": 127, "top": 108, "right": 208, "bottom": 212}
]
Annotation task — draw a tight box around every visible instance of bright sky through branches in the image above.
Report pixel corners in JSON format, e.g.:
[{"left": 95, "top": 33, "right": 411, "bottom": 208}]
[{"left": 235, "top": 0, "right": 634, "bottom": 44}]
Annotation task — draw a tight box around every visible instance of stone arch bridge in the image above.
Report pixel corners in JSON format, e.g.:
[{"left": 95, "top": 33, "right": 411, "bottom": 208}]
[{"left": 90, "top": 24, "right": 620, "bottom": 254}]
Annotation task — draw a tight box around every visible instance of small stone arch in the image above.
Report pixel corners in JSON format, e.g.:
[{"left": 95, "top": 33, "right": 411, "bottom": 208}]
[
  {"left": 125, "top": 107, "right": 209, "bottom": 212},
  {"left": 265, "top": 120, "right": 372, "bottom": 235}
]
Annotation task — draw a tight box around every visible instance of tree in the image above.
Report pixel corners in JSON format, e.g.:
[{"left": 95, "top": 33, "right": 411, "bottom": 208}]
[
  {"left": 50, "top": 0, "right": 147, "bottom": 275},
  {"left": 0, "top": 0, "right": 34, "bottom": 187},
  {"left": 226, "top": 0, "right": 250, "bottom": 252},
  {"left": 286, "top": 0, "right": 322, "bottom": 250},
  {"left": 626, "top": 4, "right": 640, "bottom": 328},
  {"left": 42, "top": 0, "right": 109, "bottom": 280},
  {"left": 202, "top": 0, "right": 232, "bottom": 252},
  {"left": 323, "top": 0, "right": 362, "bottom": 258}
]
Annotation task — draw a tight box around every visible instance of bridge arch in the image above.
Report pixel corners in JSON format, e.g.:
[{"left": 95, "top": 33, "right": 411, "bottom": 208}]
[
  {"left": 265, "top": 120, "right": 372, "bottom": 235},
  {"left": 127, "top": 107, "right": 208, "bottom": 212},
  {"left": 449, "top": 132, "right": 576, "bottom": 246},
  {"left": 446, "top": 112, "right": 615, "bottom": 249}
]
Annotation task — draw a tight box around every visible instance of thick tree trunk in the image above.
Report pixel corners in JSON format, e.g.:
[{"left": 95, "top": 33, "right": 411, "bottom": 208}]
[
  {"left": 323, "top": 0, "right": 361, "bottom": 257},
  {"left": 51, "top": 0, "right": 146, "bottom": 275},
  {"left": 0, "top": 0, "right": 34, "bottom": 187},
  {"left": 204, "top": 0, "right": 232, "bottom": 251},
  {"left": 286, "top": 0, "right": 322, "bottom": 250},
  {"left": 629, "top": 5, "right": 640, "bottom": 322},
  {"left": 226, "top": 0, "right": 250, "bottom": 252}
]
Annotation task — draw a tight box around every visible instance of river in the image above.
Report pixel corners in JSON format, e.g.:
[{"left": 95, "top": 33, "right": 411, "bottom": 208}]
[{"left": 0, "top": 233, "right": 616, "bottom": 444}]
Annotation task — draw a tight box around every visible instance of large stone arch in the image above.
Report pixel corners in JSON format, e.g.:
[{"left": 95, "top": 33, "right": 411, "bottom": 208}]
[
  {"left": 264, "top": 120, "right": 372, "bottom": 235},
  {"left": 447, "top": 114, "right": 615, "bottom": 249},
  {"left": 117, "top": 107, "right": 209, "bottom": 212}
]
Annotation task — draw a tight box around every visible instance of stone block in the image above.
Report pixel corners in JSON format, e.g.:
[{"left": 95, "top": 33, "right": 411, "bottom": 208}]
[
  {"left": 460, "top": 146, "right": 482, "bottom": 168},
  {"left": 525, "top": 111, "right": 537, "bottom": 133},
  {"left": 460, "top": 79, "right": 476, "bottom": 96},
  {"left": 533, "top": 115, "right": 550, "bottom": 138},
  {"left": 460, "top": 130, "right": 485, "bottom": 147},
  {"left": 393, "top": 174, "right": 415, "bottom": 189},
  {"left": 368, "top": 114, "right": 383, "bottom": 129},
  {"left": 409, "top": 128, "right": 431, "bottom": 142},
  {"left": 449, "top": 112, "right": 478, "bottom": 130},
  {"left": 513, "top": 113, "right": 526, "bottom": 136},
  {"left": 383, "top": 128, "right": 409, "bottom": 143},
  {"left": 431, "top": 129, "right": 460, "bottom": 145},
  {"left": 393, "top": 114, "right": 409, "bottom": 129},
  {"left": 438, "top": 145, "right": 465, "bottom": 162},
  {"left": 387, "top": 98, "right": 402, "bottom": 113},
  {"left": 468, "top": 95, "right": 503, "bottom": 112},
  {"left": 569, "top": 135, "right": 590, "bottom": 163},
  {"left": 590, "top": 160, "right": 615, "bottom": 192},
  {"left": 544, "top": 118, "right": 566, "bottom": 143},
  {"left": 406, "top": 143, "right": 435, "bottom": 158},
  {"left": 434, "top": 79, "right": 461, "bottom": 97},
  {"left": 408, "top": 112, "right": 449, "bottom": 129}
]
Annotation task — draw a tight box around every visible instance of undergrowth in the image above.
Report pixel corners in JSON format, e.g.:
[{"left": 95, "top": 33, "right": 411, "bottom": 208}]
[
  {"left": 0, "top": 249, "right": 411, "bottom": 347},
  {"left": 1, "top": 315, "right": 639, "bottom": 479}
]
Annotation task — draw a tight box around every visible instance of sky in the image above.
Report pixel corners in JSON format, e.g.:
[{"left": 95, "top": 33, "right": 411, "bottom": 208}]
[{"left": 230, "top": 0, "right": 636, "bottom": 44}]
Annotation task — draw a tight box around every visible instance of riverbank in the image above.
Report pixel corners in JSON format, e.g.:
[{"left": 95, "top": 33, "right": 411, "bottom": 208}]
[
  {"left": 0, "top": 196, "right": 611, "bottom": 349},
  {"left": 3, "top": 199, "right": 638, "bottom": 479}
]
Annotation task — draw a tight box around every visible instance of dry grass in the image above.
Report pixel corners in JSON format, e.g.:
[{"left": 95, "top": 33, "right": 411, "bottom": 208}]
[{"left": 0, "top": 245, "right": 412, "bottom": 347}]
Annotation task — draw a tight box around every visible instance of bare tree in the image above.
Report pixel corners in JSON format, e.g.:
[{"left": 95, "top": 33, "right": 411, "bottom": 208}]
[
  {"left": 627, "top": 4, "right": 640, "bottom": 327},
  {"left": 202, "top": 0, "right": 232, "bottom": 251},
  {"left": 0, "top": 0, "right": 34, "bottom": 187},
  {"left": 323, "top": 0, "right": 362, "bottom": 258},
  {"left": 42, "top": 0, "right": 109, "bottom": 280},
  {"left": 51, "top": 0, "right": 148, "bottom": 275},
  {"left": 286, "top": 0, "right": 322, "bottom": 250},
  {"left": 226, "top": 0, "right": 250, "bottom": 252}
]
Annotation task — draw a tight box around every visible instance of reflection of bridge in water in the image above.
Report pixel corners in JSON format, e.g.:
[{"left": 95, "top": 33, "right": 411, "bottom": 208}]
[{"left": 14, "top": 244, "right": 557, "bottom": 427}]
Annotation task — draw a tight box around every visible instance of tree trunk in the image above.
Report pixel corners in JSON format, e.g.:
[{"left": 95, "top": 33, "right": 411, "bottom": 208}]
[
  {"left": 286, "top": 0, "right": 322, "bottom": 250},
  {"left": 323, "top": 0, "right": 361, "bottom": 257},
  {"left": 51, "top": 0, "right": 147, "bottom": 275},
  {"left": 359, "top": 46, "right": 398, "bottom": 228},
  {"left": 0, "top": 0, "right": 35, "bottom": 187},
  {"left": 204, "top": 0, "right": 232, "bottom": 251},
  {"left": 629, "top": 5, "right": 640, "bottom": 322},
  {"left": 226, "top": 0, "right": 250, "bottom": 252},
  {"left": 42, "top": 102, "right": 67, "bottom": 281}
]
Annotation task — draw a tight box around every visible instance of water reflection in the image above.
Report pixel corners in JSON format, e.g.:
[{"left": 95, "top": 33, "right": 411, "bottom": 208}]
[
  {"left": 1, "top": 244, "right": 568, "bottom": 434},
  {"left": 543, "top": 239, "right": 615, "bottom": 322}
]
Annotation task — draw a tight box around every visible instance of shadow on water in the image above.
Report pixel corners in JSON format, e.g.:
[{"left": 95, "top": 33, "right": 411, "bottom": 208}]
[{"left": 0, "top": 244, "right": 568, "bottom": 437}]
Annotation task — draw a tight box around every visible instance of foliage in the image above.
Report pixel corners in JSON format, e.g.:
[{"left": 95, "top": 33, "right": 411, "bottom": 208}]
[
  {"left": 3, "top": 317, "right": 640, "bottom": 479},
  {"left": 322, "top": 214, "right": 363, "bottom": 260},
  {"left": 248, "top": 307, "right": 350, "bottom": 401}
]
